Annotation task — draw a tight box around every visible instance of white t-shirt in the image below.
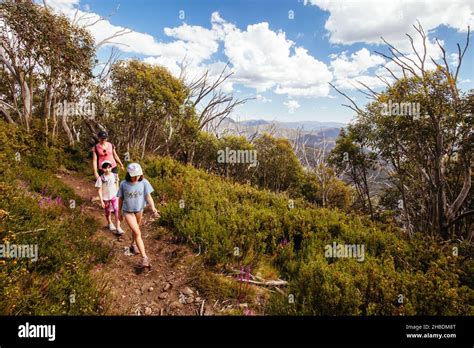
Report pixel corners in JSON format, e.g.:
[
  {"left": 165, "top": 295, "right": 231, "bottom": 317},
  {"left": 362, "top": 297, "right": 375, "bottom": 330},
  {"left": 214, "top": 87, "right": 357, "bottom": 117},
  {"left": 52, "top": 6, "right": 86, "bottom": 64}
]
[{"left": 95, "top": 173, "right": 119, "bottom": 200}]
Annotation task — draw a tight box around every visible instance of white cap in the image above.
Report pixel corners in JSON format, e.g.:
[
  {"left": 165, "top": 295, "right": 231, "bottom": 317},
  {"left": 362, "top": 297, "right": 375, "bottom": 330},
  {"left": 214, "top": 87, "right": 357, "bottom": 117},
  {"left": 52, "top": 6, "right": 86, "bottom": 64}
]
[{"left": 127, "top": 163, "right": 143, "bottom": 177}]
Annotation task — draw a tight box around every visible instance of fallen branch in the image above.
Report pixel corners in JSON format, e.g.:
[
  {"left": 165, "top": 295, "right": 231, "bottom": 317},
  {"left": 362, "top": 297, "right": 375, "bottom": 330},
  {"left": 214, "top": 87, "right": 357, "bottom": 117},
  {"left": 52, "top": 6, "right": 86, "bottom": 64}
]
[
  {"left": 235, "top": 278, "right": 288, "bottom": 287},
  {"left": 274, "top": 286, "right": 286, "bottom": 296},
  {"left": 14, "top": 228, "right": 47, "bottom": 235},
  {"left": 227, "top": 268, "right": 288, "bottom": 286}
]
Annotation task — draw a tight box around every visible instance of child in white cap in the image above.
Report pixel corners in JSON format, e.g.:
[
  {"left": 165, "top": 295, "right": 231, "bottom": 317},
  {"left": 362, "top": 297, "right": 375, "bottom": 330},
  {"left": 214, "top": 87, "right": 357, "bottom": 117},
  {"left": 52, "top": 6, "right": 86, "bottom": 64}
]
[{"left": 117, "top": 163, "right": 159, "bottom": 269}]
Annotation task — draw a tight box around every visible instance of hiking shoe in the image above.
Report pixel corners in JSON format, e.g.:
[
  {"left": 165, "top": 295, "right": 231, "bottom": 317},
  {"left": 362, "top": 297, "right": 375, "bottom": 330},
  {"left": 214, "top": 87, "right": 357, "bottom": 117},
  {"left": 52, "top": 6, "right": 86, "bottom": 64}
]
[
  {"left": 130, "top": 243, "right": 140, "bottom": 255},
  {"left": 115, "top": 226, "right": 124, "bottom": 235},
  {"left": 138, "top": 256, "right": 151, "bottom": 269},
  {"left": 108, "top": 223, "right": 117, "bottom": 231}
]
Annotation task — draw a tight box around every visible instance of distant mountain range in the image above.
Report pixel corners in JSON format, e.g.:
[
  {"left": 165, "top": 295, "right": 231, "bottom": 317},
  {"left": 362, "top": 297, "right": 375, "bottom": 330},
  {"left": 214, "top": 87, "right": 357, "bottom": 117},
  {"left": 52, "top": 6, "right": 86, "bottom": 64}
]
[
  {"left": 212, "top": 118, "right": 347, "bottom": 149},
  {"left": 239, "top": 119, "right": 347, "bottom": 131}
]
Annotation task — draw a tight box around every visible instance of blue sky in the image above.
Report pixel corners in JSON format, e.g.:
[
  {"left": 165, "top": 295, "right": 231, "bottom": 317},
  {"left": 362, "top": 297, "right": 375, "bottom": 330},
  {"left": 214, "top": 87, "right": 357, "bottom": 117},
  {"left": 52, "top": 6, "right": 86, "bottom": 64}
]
[{"left": 47, "top": 0, "right": 473, "bottom": 124}]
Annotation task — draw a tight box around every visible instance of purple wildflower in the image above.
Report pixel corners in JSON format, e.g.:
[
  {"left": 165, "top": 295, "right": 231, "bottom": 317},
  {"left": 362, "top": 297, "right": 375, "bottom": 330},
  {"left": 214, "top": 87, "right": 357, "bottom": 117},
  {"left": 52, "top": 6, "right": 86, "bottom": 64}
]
[{"left": 243, "top": 308, "right": 254, "bottom": 316}]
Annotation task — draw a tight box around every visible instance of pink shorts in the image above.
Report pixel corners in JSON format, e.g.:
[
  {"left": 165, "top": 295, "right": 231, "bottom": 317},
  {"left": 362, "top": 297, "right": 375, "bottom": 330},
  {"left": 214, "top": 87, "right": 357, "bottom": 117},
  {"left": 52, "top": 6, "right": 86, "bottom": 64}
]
[{"left": 104, "top": 196, "right": 119, "bottom": 218}]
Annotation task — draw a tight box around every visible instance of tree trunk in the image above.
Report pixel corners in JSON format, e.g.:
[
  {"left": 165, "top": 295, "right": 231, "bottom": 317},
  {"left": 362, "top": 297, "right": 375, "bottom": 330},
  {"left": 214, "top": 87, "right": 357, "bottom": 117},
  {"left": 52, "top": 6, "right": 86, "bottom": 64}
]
[
  {"left": 61, "top": 112, "right": 75, "bottom": 145},
  {"left": 52, "top": 95, "right": 58, "bottom": 140},
  {"left": 141, "top": 129, "right": 148, "bottom": 160},
  {"left": 0, "top": 105, "right": 15, "bottom": 124},
  {"left": 20, "top": 77, "right": 32, "bottom": 132},
  {"left": 361, "top": 166, "right": 374, "bottom": 219},
  {"left": 43, "top": 84, "right": 54, "bottom": 143}
]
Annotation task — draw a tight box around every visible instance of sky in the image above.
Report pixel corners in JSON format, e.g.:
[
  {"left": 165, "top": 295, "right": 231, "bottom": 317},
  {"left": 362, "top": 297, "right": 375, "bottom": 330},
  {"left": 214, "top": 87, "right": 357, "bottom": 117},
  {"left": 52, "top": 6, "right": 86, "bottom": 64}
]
[{"left": 44, "top": 0, "right": 473, "bottom": 124}]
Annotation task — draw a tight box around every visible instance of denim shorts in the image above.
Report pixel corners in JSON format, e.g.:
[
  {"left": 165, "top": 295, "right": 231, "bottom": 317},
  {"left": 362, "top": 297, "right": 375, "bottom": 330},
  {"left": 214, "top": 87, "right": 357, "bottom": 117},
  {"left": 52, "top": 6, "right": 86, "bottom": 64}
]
[{"left": 122, "top": 210, "right": 143, "bottom": 214}]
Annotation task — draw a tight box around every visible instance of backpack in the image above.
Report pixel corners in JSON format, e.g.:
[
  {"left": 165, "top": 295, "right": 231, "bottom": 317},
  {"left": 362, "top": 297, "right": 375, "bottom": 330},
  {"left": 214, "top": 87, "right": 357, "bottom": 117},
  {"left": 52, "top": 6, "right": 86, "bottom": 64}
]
[{"left": 100, "top": 173, "right": 119, "bottom": 185}]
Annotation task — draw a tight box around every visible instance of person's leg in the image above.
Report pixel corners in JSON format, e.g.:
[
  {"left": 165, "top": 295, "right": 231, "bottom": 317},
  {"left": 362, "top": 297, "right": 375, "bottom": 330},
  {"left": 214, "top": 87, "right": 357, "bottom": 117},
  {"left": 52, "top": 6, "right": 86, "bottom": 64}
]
[
  {"left": 136, "top": 211, "right": 143, "bottom": 225},
  {"left": 111, "top": 197, "right": 121, "bottom": 228},
  {"left": 104, "top": 201, "right": 112, "bottom": 225},
  {"left": 124, "top": 212, "right": 147, "bottom": 258},
  {"left": 131, "top": 212, "right": 143, "bottom": 245}
]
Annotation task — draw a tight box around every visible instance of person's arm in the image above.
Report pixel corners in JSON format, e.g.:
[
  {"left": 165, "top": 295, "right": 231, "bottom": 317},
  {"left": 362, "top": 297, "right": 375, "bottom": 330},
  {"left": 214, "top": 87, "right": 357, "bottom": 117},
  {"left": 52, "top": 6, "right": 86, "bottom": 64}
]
[
  {"left": 143, "top": 179, "right": 158, "bottom": 215},
  {"left": 145, "top": 193, "right": 159, "bottom": 216},
  {"left": 112, "top": 146, "right": 125, "bottom": 170},
  {"left": 98, "top": 187, "right": 105, "bottom": 208},
  {"left": 117, "top": 182, "right": 123, "bottom": 221},
  {"left": 92, "top": 147, "right": 99, "bottom": 179},
  {"left": 118, "top": 197, "right": 123, "bottom": 221}
]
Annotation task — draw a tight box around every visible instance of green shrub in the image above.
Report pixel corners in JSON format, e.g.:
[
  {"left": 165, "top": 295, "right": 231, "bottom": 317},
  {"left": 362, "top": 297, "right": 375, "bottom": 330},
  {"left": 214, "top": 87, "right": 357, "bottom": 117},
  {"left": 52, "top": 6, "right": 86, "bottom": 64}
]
[
  {"left": 0, "top": 180, "right": 110, "bottom": 315},
  {"left": 144, "top": 155, "right": 473, "bottom": 315},
  {"left": 0, "top": 121, "right": 110, "bottom": 315}
]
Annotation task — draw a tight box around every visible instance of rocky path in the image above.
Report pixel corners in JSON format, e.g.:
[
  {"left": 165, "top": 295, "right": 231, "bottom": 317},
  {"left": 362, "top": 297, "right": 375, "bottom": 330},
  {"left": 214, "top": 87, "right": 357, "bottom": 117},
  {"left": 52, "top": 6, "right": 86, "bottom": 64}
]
[{"left": 56, "top": 172, "right": 216, "bottom": 316}]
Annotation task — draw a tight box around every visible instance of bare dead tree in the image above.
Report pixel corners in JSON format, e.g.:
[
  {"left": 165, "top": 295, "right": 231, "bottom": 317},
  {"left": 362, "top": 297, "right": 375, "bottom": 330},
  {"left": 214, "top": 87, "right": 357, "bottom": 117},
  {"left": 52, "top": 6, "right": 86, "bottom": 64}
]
[
  {"left": 330, "top": 23, "right": 472, "bottom": 238},
  {"left": 67, "top": 3, "right": 133, "bottom": 51},
  {"left": 182, "top": 63, "right": 252, "bottom": 131}
]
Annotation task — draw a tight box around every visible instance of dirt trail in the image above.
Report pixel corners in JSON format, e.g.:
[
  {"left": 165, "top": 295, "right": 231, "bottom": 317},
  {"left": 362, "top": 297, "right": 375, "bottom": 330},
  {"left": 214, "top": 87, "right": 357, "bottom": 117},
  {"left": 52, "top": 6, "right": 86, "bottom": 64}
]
[{"left": 56, "top": 171, "right": 215, "bottom": 316}]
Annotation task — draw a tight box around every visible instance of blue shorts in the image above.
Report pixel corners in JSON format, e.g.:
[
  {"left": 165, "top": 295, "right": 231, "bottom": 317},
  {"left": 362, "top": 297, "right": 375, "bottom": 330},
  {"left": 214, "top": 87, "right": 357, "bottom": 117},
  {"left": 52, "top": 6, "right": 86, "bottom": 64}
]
[{"left": 122, "top": 210, "right": 143, "bottom": 214}]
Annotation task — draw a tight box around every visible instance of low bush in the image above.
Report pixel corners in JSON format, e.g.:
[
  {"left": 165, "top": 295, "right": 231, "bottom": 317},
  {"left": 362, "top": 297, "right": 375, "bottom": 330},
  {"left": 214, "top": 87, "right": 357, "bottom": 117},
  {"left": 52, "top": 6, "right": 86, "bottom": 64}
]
[{"left": 144, "top": 156, "right": 473, "bottom": 315}]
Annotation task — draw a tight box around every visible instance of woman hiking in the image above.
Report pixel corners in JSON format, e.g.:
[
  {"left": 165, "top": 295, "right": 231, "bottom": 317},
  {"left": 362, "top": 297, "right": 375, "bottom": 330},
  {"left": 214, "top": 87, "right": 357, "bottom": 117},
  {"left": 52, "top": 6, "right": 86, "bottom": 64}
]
[
  {"left": 91, "top": 130, "right": 124, "bottom": 180},
  {"left": 118, "top": 163, "right": 159, "bottom": 269}
]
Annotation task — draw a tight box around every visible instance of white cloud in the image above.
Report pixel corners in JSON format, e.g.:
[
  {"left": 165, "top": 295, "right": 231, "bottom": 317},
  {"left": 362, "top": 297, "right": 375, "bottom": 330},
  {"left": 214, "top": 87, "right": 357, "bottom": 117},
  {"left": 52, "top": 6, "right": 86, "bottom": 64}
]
[
  {"left": 46, "top": 1, "right": 333, "bottom": 98},
  {"left": 163, "top": 23, "right": 220, "bottom": 64},
  {"left": 331, "top": 48, "right": 385, "bottom": 79},
  {"left": 44, "top": 0, "right": 79, "bottom": 11},
  {"left": 308, "top": 0, "right": 461, "bottom": 90},
  {"left": 449, "top": 52, "right": 460, "bottom": 67},
  {"left": 284, "top": 100, "right": 300, "bottom": 113},
  {"left": 329, "top": 48, "right": 390, "bottom": 89},
  {"left": 45, "top": 0, "right": 466, "bottom": 99},
  {"left": 305, "top": 0, "right": 461, "bottom": 89},
  {"left": 222, "top": 22, "right": 332, "bottom": 96},
  {"left": 333, "top": 74, "right": 388, "bottom": 91},
  {"left": 329, "top": 48, "right": 388, "bottom": 90},
  {"left": 328, "top": 39, "right": 447, "bottom": 90},
  {"left": 306, "top": 0, "right": 473, "bottom": 47},
  {"left": 45, "top": 0, "right": 219, "bottom": 64},
  {"left": 256, "top": 94, "right": 272, "bottom": 103}
]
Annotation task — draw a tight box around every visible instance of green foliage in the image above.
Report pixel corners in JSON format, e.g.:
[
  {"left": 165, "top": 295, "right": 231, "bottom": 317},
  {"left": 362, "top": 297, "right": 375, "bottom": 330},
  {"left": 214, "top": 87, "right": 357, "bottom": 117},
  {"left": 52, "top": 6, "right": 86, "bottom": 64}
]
[
  {"left": 144, "top": 155, "right": 473, "bottom": 315},
  {"left": 0, "top": 122, "right": 88, "bottom": 173},
  {"left": 329, "top": 126, "right": 377, "bottom": 216},
  {"left": 253, "top": 134, "right": 304, "bottom": 192},
  {"left": 215, "top": 135, "right": 257, "bottom": 183},
  {"left": 299, "top": 170, "right": 353, "bottom": 210},
  {"left": 0, "top": 121, "right": 110, "bottom": 315},
  {"left": 191, "top": 131, "right": 220, "bottom": 170},
  {"left": 102, "top": 59, "right": 200, "bottom": 160},
  {"left": 0, "top": 1, "right": 94, "bottom": 80},
  {"left": 0, "top": 170, "right": 110, "bottom": 315},
  {"left": 0, "top": 0, "right": 95, "bottom": 137},
  {"left": 342, "top": 71, "right": 473, "bottom": 237}
]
